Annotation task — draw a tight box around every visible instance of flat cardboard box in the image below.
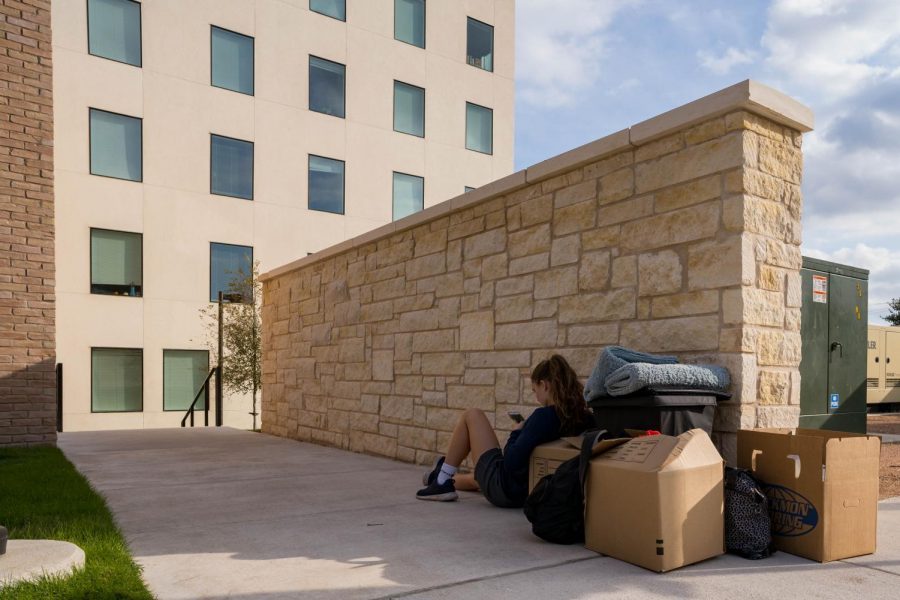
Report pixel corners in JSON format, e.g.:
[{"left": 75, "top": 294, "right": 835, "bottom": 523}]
[
  {"left": 737, "top": 428, "right": 880, "bottom": 562},
  {"left": 584, "top": 429, "right": 725, "bottom": 572},
  {"left": 528, "top": 436, "right": 629, "bottom": 492}
]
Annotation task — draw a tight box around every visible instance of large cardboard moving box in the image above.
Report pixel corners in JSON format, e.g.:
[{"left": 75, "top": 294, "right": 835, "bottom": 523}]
[
  {"left": 584, "top": 429, "right": 724, "bottom": 572},
  {"left": 528, "top": 436, "right": 629, "bottom": 492},
  {"left": 737, "top": 428, "right": 880, "bottom": 562}
]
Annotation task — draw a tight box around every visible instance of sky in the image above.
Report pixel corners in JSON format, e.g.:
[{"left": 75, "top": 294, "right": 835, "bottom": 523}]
[{"left": 514, "top": 0, "right": 900, "bottom": 324}]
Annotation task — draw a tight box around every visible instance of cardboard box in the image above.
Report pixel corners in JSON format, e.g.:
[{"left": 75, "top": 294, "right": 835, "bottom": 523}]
[
  {"left": 584, "top": 429, "right": 724, "bottom": 572},
  {"left": 737, "top": 428, "right": 880, "bottom": 562},
  {"left": 528, "top": 436, "right": 630, "bottom": 492}
]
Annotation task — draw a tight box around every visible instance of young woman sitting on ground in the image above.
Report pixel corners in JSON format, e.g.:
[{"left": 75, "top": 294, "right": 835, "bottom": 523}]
[{"left": 416, "top": 354, "right": 595, "bottom": 506}]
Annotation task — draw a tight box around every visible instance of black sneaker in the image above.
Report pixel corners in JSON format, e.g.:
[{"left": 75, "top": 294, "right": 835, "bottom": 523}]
[
  {"left": 416, "top": 478, "right": 458, "bottom": 502},
  {"left": 422, "top": 456, "right": 446, "bottom": 486}
]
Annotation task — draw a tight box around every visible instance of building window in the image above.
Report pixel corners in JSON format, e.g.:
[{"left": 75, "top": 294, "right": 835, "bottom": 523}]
[
  {"left": 211, "top": 26, "right": 255, "bottom": 96},
  {"left": 163, "top": 350, "right": 210, "bottom": 411},
  {"left": 92, "top": 348, "right": 142, "bottom": 413},
  {"left": 393, "top": 172, "right": 424, "bottom": 221},
  {"left": 90, "top": 108, "right": 142, "bottom": 182},
  {"left": 309, "top": 56, "right": 346, "bottom": 118},
  {"left": 465, "top": 186, "right": 475, "bottom": 193},
  {"left": 465, "top": 102, "right": 493, "bottom": 154},
  {"left": 308, "top": 155, "right": 345, "bottom": 214},
  {"left": 87, "top": 0, "right": 142, "bottom": 67},
  {"left": 210, "top": 243, "right": 253, "bottom": 303},
  {"left": 395, "top": 0, "right": 425, "bottom": 48},
  {"left": 90, "top": 228, "right": 142, "bottom": 297},
  {"left": 393, "top": 81, "right": 425, "bottom": 138},
  {"left": 310, "top": 0, "right": 346, "bottom": 21},
  {"left": 466, "top": 17, "right": 493, "bottom": 72},
  {"left": 211, "top": 135, "right": 254, "bottom": 200}
]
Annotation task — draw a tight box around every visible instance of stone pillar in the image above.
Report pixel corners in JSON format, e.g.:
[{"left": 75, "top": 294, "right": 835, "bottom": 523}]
[
  {"left": 0, "top": 1, "right": 56, "bottom": 447},
  {"left": 260, "top": 81, "right": 813, "bottom": 465}
]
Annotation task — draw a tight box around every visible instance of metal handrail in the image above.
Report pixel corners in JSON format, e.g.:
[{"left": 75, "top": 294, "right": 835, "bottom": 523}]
[{"left": 181, "top": 368, "right": 216, "bottom": 427}]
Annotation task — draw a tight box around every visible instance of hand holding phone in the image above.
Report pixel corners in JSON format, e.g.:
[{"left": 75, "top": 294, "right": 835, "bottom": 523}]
[{"left": 508, "top": 411, "right": 524, "bottom": 423}]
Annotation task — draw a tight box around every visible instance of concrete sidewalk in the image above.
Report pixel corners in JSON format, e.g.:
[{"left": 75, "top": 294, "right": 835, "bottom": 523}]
[{"left": 60, "top": 428, "right": 900, "bottom": 600}]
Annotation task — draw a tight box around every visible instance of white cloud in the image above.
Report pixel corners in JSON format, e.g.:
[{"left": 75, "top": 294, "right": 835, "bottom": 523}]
[
  {"left": 516, "top": 0, "right": 639, "bottom": 108},
  {"left": 698, "top": 47, "right": 756, "bottom": 75},
  {"left": 804, "top": 244, "right": 900, "bottom": 324}
]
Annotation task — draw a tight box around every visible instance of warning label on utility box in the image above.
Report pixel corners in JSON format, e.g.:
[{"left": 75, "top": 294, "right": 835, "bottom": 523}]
[{"left": 812, "top": 275, "right": 828, "bottom": 304}]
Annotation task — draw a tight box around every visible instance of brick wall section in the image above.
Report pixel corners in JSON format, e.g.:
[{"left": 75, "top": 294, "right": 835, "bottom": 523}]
[
  {"left": 261, "top": 105, "right": 806, "bottom": 465},
  {"left": 0, "top": 0, "right": 55, "bottom": 446}
]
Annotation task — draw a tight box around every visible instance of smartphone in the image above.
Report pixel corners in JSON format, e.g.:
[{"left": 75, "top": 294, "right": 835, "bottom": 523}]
[{"left": 508, "top": 411, "right": 524, "bottom": 423}]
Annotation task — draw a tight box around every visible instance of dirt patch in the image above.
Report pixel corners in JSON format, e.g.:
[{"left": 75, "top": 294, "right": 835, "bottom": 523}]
[{"left": 868, "top": 413, "right": 900, "bottom": 500}]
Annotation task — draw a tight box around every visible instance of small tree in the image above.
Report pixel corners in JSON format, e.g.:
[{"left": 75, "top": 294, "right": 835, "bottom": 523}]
[
  {"left": 200, "top": 260, "right": 262, "bottom": 429},
  {"left": 886, "top": 298, "right": 900, "bottom": 326}
]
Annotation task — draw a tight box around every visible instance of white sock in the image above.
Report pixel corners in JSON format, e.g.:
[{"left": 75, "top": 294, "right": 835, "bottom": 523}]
[{"left": 436, "top": 463, "right": 457, "bottom": 485}]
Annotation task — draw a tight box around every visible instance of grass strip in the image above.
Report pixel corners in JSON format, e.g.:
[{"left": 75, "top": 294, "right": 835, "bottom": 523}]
[{"left": 0, "top": 446, "right": 153, "bottom": 599}]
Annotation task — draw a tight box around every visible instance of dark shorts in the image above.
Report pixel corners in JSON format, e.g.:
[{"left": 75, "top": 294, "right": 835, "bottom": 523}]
[{"left": 474, "top": 448, "right": 520, "bottom": 508}]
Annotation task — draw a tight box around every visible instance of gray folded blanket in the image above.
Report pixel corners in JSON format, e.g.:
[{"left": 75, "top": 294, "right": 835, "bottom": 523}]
[
  {"left": 584, "top": 346, "right": 677, "bottom": 402},
  {"left": 605, "top": 363, "right": 731, "bottom": 397}
]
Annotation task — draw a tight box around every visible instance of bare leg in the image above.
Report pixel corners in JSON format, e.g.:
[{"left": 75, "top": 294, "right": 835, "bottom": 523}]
[
  {"left": 455, "top": 473, "right": 480, "bottom": 492},
  {"left": 445, "top": 408, "right": 500, "bottom": 470}
]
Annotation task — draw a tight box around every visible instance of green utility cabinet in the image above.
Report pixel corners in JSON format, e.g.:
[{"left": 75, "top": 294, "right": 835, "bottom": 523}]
[{"left": 799, "top": 257, "right": 869, "bottom": 433}]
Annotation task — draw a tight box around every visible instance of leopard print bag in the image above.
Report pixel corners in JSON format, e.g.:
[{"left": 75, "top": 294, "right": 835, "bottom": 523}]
[{"left": 724, "top": 467, "right": 775, "bottom": 559}]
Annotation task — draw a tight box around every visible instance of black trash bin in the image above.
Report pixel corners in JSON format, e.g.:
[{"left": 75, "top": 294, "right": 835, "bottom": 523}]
[{"left": 588, "top": 389, "right": 729, "bottom": 437}]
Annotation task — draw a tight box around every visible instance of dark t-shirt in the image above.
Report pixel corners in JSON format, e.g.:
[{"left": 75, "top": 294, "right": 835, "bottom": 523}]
[{"left": 499, "top": 405, "right": 593, "bottom": 502}]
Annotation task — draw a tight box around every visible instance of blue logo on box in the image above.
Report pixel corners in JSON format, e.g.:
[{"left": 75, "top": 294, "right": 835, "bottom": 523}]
[
  {"left": 830, "top": 394, "right": 840, "bottom": 409},
  {"left": 765, "top": 485, "right": 819, "bottom": 536}
]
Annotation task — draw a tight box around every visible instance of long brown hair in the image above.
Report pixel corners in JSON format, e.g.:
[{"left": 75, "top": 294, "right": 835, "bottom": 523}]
[{"left": 531, "top": 354, "right": 590, "bottom": 435}]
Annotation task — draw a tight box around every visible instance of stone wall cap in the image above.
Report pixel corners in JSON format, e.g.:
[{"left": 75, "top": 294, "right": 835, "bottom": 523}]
[
  {"left": 630, "top": 79, "right": 813, "bottom": 145},
  {"left": 262, "top": 80, "right": 813, "bottom": 282}
]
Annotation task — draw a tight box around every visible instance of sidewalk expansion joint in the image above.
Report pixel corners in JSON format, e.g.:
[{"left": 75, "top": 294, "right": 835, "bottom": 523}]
[{"left": 370, "top": 554, "right": 605, "bottom": 599}]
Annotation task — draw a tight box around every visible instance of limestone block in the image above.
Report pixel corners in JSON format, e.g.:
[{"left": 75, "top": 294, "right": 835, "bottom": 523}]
[
  {"left": 372, "top": 350, "right": 393, "bottom": 381},
  {"left": 757, "top": 331, "right": 801, "bottom": 367},
  {"left": 437, "top": 297, "right": 462, "bottom": 328},
  {"left": 598, "top": 168, "right": 634, "bottom": 205},
  {"left": 725, "top": 111, "right": 786, "bottom": 141},
  {"left": 398, "top": 425, "right": 436, "bottom": 450},
  {"left": 426, "top": 407, "right": 465, "bottom": 431},
  {"left": 412, "top": 330, "right": 456, "bottom": 353},
  {"left": 495, "top": 320, "right": 558, "bottom": 349},
  {"left": 397, "top": 446, "right": 417, "bottom": 463},
  {"left": 509, "top": 253, "right": 550, "bottom": 276},
  {"left": 620, "top": 315, "right": 719, "bottom": 352},
  {"left": 553, "top": 200, "right": 597, "bottom": 236},
  {"left": 551, "top": 235, "right": 581, "bottom": 266},
  {"left": 685, "top": 118, "right": 726, "bottom": 145},
  {"left": 567, "top": 323, "right": 619, "bottom": 347},
  {"left": 447, "top": 239, "right": 463, "bottom": 271},
  {"left": 534, "top": 299, "right": 558, "bottom": 318},
  {"left": 542, "top": 169, "right": 584, "bottom": 194},
  {"left": 495, "top": 368, "right": 522, "bottom": 404},
  {"left": 582, "top": 225, "right": 621, "bottom": 250},
  {"left": 464, "top": 369, "right": 496, "bottom": 385},
  {"left": 361, "top": 395, "right": 380, "bottom": 413},
  {"left": 756, "top": 405, "right": 801, "bottom": 428},
  {"left": 496, "top": 274, "right": 534, "bottom": 297},
  {"left": 520, "top": 194, "right": 554, "bottom": 227},
  {"left": 710, "top": 351, "right": 756, "bottom": 403},
  {"left": 338, "top": 338, "right": 365, "bottom": 363},
  {"left": 651, "top": 290, "right": 719, "bottom": 318},
  {"left": 482, "top": 253, "right": 508, "bottom": 280},
  {"left": 790, "top": 370, "right": 801, "bottom": 405},
  {"left": 464, "top": 228, "right": 506, "bottom": 259},
  {"left": 757, "top": 266, "right": 786, "bottom": 292},
  {"left": 758, "top": 369, "right": 790, "bottom": 405},
  {"left": 723, "top": 287, "right": 785, "bottom": 327},
  {"left": 758, "top": 137, "right": 802, "bottom": 184},
  {"left": 687, "top": 236, "right": 751, "bottom": 290},
  {"left": 509, "top": 224, "right": 552, "bottom": 258},
  {"left": 350, "top": 412, "right": 379, "bottom": 433},
  {"left": 380, "top": 396, "right": 414, "bottom": 422},
  {"left": 786, "top": 271, "right": 802, "bottom": 307},
  {"left": 555, "top": 180, "right": 597, "bottom": 208},
  {"left": 351, "top": 432, "right": 398, "bottom": 458},
  {"left": 611, "top": 255, "right": 637, "bottom": 288},
  {"left": 597, "top": 195, "right": 654, "bottom": 227},
  {"left": 372, "top": 277, "right": 407, "bottom": 301},
  {"left": 414, "top": 229, "right": 448, "bottom": 257},
  {"left": 724, "top": 167, "right": 783, "bottom": 202},
  {"left": 579, "top": 251, "right": 611, "bottom": 291},
  {"left": 638, "top": 250, "right": 683, "bottom": 296},
  {"left": 584, "top": 150, "right": 634, "bottom": 180},
  {"left": 654, "top": 174, "right": 721, "bottom": 213},
  {"left": 714, "top": 403, "right": 758, "bottom": 433},
  {"left": 724, "top": 194, "right": 794, "bottom": 242},
  {"left": 447, "top": 385, "right": 496, "bottom": 410},
  {"left": 496, "top": 293, "right": 534, "bottom": 323},
  {"left": 399, "top": 308, "right": 439, "bottom": 332},
  {"left": 434, "top": 272, "right": 465, "bottom": 297},
  {"left": 634, "top": 132, "right": 743, "bottom": 194},
  {"left": 635, "top": 132, "right": 685, "bottom": 163},
  {"left": 764, "top": 239, "right": 802, "bottom": 269},
  {"left": 422, "top": 390, "right": 448, "bottom": 407},
  {"left": 466, "top": 350, "right": 532, "bottom": 368},
  {"left": 459, "top": 311, "right": 494, "bottom": 350},
  {"left": 479, "top": 282, "right": 494, "bottom": 308},
  {"left": 535, "top": 266, "right": 578, "bottom": 299},
  {"left": 360, "top": 300, "right": 394, "bottom": 323},
  {"left": 785, "top": 308, "right": 801, "bottom": 331},
  {"left": 620, "top": 202, "right": 720, "bottom": 253},
  {"left": 559, "top": 289, "right": 636, "bottom": 324}
]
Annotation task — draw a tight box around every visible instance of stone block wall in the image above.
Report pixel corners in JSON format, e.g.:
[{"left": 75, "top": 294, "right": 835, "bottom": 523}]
[
  {"left": 261, "top": 82, "right": 812, "bottom": 464},
  {"left": 0, "top": 0, "right": 55, "bottom": 446}
]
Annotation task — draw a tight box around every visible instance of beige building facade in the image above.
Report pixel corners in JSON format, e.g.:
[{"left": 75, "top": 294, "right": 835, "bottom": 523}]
[{"left": 53, "top": 0, "right": 514, "bottom": 431}]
